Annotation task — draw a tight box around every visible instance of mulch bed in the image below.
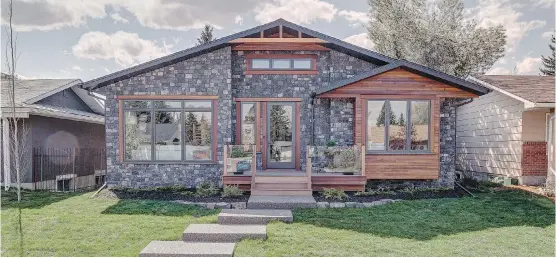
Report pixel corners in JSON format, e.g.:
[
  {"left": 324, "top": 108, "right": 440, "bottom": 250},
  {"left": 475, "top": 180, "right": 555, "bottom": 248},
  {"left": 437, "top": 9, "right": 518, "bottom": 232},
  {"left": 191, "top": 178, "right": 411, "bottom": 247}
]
[
  {"left": 108, "top": 189, "right": 249, "bottom": 202},
  {"left": 314, "top": 189, "right": 464, "bottom": 202}
]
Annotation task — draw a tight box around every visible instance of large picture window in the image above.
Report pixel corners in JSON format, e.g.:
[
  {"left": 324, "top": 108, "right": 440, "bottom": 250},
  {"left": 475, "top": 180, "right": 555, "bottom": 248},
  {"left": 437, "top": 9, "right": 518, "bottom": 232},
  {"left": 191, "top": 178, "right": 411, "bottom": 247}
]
[
  {"left": 123, "top": 100, "right": 215, "bottom": 162},
  {"left": 366, "top": 100, "right": 431, "bottom": 153}
]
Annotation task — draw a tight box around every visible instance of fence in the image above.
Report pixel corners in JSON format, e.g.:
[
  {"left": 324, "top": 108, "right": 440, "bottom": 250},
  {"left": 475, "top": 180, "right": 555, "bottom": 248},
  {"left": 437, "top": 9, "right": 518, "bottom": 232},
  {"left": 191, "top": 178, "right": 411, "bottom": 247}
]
[{"left": 32, "top": 148, "right": 106, "bottom": 191}]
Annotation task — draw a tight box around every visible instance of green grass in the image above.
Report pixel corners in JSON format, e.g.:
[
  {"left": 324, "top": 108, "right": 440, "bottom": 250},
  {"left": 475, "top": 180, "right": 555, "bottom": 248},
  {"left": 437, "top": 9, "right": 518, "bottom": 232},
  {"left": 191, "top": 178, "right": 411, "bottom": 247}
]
[{"left": 1, "top": 189, "right": 554, "bottom": 257}]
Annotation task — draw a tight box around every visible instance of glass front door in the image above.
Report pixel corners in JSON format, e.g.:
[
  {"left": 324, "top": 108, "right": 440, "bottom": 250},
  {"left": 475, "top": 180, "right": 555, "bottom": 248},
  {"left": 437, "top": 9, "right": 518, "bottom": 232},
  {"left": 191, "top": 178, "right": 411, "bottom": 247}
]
[{"left": 267, "top": 102, "right": 296, "bottom": 169}]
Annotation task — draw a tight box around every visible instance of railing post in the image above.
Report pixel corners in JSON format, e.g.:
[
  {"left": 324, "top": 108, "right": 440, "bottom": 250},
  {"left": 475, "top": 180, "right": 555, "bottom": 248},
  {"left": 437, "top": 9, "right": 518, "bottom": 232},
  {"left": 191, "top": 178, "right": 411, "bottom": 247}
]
[
  {"left": 361, "top": 145, "right": 366, "bottom": 177},
  {"left": 306, "top": 145, "right": 311, "bottom": 189},
  {"left": 251, "top": 144, "right": 257, "bottom": 186},
  {"left": 223, "top": 145, "right": 228, "bottom": 177}
]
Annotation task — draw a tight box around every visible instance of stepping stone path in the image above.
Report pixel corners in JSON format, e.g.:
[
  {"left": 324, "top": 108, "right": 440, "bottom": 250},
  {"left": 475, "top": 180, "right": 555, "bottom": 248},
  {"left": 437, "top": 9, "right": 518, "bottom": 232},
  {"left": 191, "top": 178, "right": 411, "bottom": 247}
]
[{"left": 139, "top": 208, "right": 293, "bottom": 257}]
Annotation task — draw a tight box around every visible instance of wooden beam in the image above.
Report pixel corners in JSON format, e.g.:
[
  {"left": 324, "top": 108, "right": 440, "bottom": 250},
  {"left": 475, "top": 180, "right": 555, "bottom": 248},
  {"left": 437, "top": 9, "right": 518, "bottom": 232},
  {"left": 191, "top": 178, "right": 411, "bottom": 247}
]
[
  {"left": 279, "top": 25, "right": 283, "bottom": 38},
  {"left": 118, "top": 95, "right": 218, "bottom": 100},
  {"left": 255, "top": 102, "right": 261, "bottom": 152},
  {"left": 260, "top": 30, "right": 264, "bottom": 38},
  {"left": 261, "top": 102, "right": 267, "bottom": 170},
  {"left": 295, "top": 102, "right": 301, "bottom": 170},
  {"left": 229, "top": 38, "right": 327, "bottom": 44},
  {"left": 235, "top": 103, "right": 241, "bottom": 144},
  {"left": 298, "top": 30, "right": 302, "bottom": 38},
  {"left": 234, "top": 97, "right": 303, "bottom": 102},
  {"left": 231, "top": 43, "right": 330, "bottom": 51}
]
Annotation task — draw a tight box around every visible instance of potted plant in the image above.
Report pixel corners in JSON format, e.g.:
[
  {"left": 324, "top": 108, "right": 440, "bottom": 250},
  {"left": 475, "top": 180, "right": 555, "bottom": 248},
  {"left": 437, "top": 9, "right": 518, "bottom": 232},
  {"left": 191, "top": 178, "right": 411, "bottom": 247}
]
[{"left": 229, "top": 147, "right": 252, "bottom": 175}]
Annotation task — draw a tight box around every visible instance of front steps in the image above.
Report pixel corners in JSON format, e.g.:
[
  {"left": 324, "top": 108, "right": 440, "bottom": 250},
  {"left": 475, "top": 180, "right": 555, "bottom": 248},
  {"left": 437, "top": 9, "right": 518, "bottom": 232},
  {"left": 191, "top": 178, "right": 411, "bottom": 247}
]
[
  {"left": 139, "top": 241, "right": 235, "bottom": 257},
  {"left": 251, "top": 175, "right": 312, "bottom": 196},
  {"left": 247, "top": 195, "right": 317, "bottom": 209},
  {"left": 218, "top": 209, "right": 293, "bottom": 224},
  {"left": 140, "top": 209, "right": 294, "bottom": 256}
]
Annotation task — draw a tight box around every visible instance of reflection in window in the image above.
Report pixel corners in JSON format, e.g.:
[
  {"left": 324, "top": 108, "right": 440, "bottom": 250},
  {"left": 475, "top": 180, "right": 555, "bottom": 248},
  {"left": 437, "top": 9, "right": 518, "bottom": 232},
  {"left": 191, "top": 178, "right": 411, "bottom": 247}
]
[
  {"left": 411, "top": 101, "right": 430, "bottom": 151},
  {"left": 241, "top": 103, "right": 256, "bottom": 145},
  {"left": 292, "top": 59, "right": 312, "bottom": 69},
  {"left": 125, "top": 111, "right": 152, "bottom": 160},
  {"left": 367, "top": 101, "right": 386, "bottom": 151},
  {"left": 155, "top": 112, "right": 181, "bottom": 160},
  {"left": 272, "top": 59, "right": 291, "bottom": 69},
  {"left": 389, "top": 101, "right": 408, "bottom": 151},
  {"left": 185, "top": 112, "right": 212, "bottom": 161},
  {"left": 251, "top": 59, "right": 270, "bottom": 69}
]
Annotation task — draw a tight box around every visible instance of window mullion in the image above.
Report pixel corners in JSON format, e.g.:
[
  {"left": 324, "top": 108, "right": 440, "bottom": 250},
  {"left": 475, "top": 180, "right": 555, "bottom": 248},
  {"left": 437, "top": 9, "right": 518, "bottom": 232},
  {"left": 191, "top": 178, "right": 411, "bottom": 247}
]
[
  {"left": 406, "top": 101, "right": 411, "bottom": 151},
  {"left": 385, "top": 100, "right": 390, "bottom": 152}
]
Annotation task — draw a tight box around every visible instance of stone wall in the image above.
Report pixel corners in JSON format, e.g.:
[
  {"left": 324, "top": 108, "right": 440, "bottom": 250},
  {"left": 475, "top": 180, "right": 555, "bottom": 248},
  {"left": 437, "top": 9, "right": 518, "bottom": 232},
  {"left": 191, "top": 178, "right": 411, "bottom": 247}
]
[
  {"left": 329, "top": 98, "right": 354, "bottom": 146},
  {"left": 103, "top": 47, "right": 232, "bottom": 188}
]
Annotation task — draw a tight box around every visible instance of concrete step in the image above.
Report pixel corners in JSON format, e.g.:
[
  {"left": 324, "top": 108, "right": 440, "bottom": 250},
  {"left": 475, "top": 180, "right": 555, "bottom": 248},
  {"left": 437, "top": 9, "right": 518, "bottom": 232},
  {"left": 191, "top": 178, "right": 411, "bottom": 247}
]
[
  {"left": 253, "top": 182, "right": 309, "bottom": 190},
  {"left": 218, "top": 209, "right": 293, "bottom": 224},
  {"left": 182, "top": 224, "right": 267, "bottom": 242},
  {"left": 139, "top": 241, "right": 235, "bottom": 257},
  {"left": 251, "top": 189, "right": 313, "bottom": 196},
  {"left": 247, "top": 195, "right": 317, "bottom": 209}
]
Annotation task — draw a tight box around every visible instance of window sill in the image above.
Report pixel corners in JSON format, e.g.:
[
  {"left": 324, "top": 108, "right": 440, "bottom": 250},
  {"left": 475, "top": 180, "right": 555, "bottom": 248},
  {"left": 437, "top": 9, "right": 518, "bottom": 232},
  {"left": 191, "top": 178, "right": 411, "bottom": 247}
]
[
  {"left": 365, "top": 152, "right": 435, "bottom": 155},
  {"left": 246, "top": 70, "right": 318, "bottom": 75}
]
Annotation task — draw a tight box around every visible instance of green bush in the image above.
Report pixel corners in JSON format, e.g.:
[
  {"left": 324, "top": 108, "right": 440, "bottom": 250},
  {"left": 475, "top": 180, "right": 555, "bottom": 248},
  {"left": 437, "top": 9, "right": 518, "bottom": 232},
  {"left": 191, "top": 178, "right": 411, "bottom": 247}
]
[
  {"left": 322, "top": 188, "right": 349, "bottom": 201},
  {"left": 230, "top": 146, "right": 252, "bottom": 158},
  {"left": 195, "top": 182, "right": 220, "bottom": 197},
  {"left": 326, "top": 140, "right": 337, "bottom": 147},
  {"left": 222, "top": 185, "right": 244, "bottom": 197}
]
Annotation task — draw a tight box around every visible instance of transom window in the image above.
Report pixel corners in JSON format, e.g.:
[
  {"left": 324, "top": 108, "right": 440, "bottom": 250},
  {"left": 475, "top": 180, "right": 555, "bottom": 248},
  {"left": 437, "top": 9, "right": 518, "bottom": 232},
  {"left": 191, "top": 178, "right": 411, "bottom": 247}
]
[
  {"left": 123, "top": 100, "right": 214, "bottom": 162},
  {"left": 249, "top": 57, "right": 314, "bottom": 70},
  {"left": 366, "top": 100, "right": 431, "bottom": 153}
]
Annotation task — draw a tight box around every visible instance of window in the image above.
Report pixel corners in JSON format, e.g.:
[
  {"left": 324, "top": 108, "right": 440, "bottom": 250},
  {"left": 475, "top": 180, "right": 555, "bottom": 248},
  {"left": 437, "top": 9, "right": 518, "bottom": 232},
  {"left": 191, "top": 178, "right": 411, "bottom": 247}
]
[
  {"left": 123, "top": 100, "right": 215, "bottom": 162},
  {"left": 251, "top": 59, "right": 270, "bottom": 69},
  {"left": 240, "top": 103, "right": 256, "bottom": 145},
  {"left": 366, "top": 100, "right": 431, "bottom": 153},
  {"left": 247, "top": 55, "right": 315, "bottom": 71}
]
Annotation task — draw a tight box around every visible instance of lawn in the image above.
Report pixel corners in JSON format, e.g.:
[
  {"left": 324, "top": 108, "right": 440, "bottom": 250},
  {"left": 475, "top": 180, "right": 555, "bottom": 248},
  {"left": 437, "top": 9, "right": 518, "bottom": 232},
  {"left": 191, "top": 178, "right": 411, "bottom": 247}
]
[{"left": 1, "top": 189, "right": 554, "bottom": 257}]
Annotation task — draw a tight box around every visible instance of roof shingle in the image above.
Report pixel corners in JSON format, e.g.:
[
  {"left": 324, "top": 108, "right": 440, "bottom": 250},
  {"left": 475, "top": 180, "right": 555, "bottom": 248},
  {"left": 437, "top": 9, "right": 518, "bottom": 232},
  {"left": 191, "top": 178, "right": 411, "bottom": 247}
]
[{"left": 477, "top": 75, "right": 555, "bottom": 103}]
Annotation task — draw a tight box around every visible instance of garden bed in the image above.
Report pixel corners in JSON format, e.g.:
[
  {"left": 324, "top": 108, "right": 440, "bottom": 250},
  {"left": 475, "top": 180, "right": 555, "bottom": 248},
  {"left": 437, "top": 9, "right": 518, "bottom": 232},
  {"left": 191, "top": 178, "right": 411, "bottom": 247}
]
[
  {"left": 106, "top": 188, "right": 249, "bottom": 202},
  {"left": 314, "top": 189, "right": 464, "bottom": 202}
]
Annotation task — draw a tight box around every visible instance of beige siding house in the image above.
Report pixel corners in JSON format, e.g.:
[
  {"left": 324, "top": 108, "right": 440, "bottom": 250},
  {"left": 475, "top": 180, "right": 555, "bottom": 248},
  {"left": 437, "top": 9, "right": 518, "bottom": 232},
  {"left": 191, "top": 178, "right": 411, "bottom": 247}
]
[{"left": 457, "top": 75, "right": 555, "bottom": 185}]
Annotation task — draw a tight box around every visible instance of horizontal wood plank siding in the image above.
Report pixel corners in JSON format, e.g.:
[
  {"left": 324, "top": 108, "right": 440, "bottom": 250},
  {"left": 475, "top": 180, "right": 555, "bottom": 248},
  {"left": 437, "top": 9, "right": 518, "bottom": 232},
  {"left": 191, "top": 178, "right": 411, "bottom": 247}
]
[
  {"left": 366, "top": 155, "right": 440, "bottom": 179},
  {"left": 456, "top": 91, "right": 524, "bottom": 176}
]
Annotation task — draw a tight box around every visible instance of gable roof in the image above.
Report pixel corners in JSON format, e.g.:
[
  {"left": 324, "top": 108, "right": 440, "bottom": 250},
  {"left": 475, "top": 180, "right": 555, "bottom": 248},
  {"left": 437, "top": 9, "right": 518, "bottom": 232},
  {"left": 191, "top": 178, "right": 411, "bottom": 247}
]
[
  {"left": 316, "top": 60, "right": 489, "bottom": 95},
  {"left": 81, "top": 18, "right": 397, "bottom": 90},
  {"left": 474, "top": 75, "right": 555, "bottom": 103}
]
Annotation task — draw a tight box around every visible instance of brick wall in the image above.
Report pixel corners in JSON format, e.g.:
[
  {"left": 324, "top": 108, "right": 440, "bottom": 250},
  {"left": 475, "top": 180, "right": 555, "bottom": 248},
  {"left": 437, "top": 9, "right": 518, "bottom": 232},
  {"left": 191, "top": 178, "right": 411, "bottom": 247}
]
[{"left": 522, "top": 142, "right": 547, "bottom": 176}]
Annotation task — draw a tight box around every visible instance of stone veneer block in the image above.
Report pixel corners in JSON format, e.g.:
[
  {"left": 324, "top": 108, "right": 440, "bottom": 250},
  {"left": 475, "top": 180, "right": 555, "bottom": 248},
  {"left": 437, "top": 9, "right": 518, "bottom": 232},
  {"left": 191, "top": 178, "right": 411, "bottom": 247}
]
[
  {"left": 344, "top": 202, "right": 358, "bottom": 208},
  {"left": 316, "top": 202, "right": 329, "bottom": 208},
  {"left": 231, "top": 202, "right": 247, "bottom": 209},
  {"left": 215, "top": 202, "right": 231, "bottom": 209},
  {"left": 329, "top": 202, "right": 346, "bottom": 208},
  {"left": 182, "top": 224, "right": 267, "bottom": 242},
  {"left": 218, "top": 209, "right": 293, "bottom": 224},
  {"left": 139, "top": 241, "right": 235, "bottom": 257}
]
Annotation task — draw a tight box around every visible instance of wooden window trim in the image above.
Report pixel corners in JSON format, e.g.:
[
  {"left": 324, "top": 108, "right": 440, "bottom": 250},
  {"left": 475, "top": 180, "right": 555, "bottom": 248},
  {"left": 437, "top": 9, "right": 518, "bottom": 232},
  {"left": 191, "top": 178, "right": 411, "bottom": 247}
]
[
  {"left": 246, "top": 54, "right": 317, "bottom": 75},
  {"left": 295, "top": 102, "right": 301, "bottom": 170},
  {"left": 118, "top": 96, "right": 218, "bottom": 164},
  {"left": 234, "top": 97, "right": 302, "bottom": 102}
]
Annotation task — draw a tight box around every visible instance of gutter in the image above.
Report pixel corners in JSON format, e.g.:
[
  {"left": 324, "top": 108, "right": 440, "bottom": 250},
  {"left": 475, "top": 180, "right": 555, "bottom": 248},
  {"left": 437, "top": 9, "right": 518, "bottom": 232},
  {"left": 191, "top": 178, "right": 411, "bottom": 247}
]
[{"left": 524, "top": 102, "right": 555, "bottom": 110}]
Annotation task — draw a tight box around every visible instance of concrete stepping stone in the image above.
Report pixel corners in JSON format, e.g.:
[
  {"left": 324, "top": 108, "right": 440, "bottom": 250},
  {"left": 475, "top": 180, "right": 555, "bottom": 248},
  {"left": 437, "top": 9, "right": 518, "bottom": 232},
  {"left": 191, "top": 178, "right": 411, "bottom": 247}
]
[
  {"left": 182, "top": 224, "right": 267, "bottom": 242},
  {"left": 139, "top": 241, "right": 235, "bottom": 257},
  {"left": 247, "top": 195, "right": 317, "bottom": 209},
  {"left": 218, "top": 209, "right": 293, "bottom": 224}
]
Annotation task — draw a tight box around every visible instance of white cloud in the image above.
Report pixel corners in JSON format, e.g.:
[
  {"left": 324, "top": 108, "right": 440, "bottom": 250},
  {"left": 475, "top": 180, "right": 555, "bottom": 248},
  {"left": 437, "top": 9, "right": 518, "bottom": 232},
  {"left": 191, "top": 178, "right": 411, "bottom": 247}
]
[
  {"left": 72, "top": 65, "right": 82, "bottom": 71},
  {"left": 470, "top": 0, "right": 546, "bottom": 52},
  {"left": 531, "top": 0, "right": 555, "bottom": 8},
  {"left": 110, "top": 12, "right": 129, "bottom": 24},
  {"left": 255, "top": 0, "right": 337, "bottom": 24},
  {"left": 542, "top": 30, "right": 554, "bottom": 39},
  {"left": 72, "top": 31, "right": 172, "bottom": 67},
  {"left": 338, "top": 10, "right": 369, "bottom": 27},
  {"left": 235, "top": 15, "right": 244, "bottom": 25},
  {"left": 343, "top": 33, "right": 375, "bottom": 50},
  {"left": 486, "top": 66, "right": 512, "bottom": 75},
  {"left": 516, "top": 57, "right": 542, "bottom": 74}
]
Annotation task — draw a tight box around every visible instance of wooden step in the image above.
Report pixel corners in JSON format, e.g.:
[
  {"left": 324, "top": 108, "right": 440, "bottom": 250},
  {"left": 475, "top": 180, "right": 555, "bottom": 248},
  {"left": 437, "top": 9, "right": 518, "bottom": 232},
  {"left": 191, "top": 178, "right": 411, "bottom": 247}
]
[
  {"left": 253, "top": 183, "right": 308, "bottom": 190},
  {"left": 255, "top": 176, "right": 309, "bottom": 183},
  {"left": 251, "top": 189, "right": 313, "bottom": 196}
]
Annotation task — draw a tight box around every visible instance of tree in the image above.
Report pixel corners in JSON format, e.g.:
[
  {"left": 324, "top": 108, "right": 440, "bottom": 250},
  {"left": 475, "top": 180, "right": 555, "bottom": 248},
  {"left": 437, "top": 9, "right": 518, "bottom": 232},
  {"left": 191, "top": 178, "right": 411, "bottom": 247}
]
[
  {"left": 196, "top": 24, "right": 215, "bottom": 45},
  {"left": 185, "top": 112, "right": 201, "bottom": 145},
  {"left": 367, "top": 0, "right": 506, "bottom": 77},
  {"left": 398, "top": 113, "right": 405, "bottom": 126},
  {"left": 540, "top": 34, "right": 555, "bottom": 76},
  {"left": 376, "top": 102, "right": 396, "bottom": 127}
]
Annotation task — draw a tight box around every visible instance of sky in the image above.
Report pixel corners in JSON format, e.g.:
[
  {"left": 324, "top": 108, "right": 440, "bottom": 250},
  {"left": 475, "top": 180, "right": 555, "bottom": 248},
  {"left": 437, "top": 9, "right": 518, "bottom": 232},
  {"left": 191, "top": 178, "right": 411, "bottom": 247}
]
[{"left": 0, "top": 0, "right": 554, "bottom": 81}]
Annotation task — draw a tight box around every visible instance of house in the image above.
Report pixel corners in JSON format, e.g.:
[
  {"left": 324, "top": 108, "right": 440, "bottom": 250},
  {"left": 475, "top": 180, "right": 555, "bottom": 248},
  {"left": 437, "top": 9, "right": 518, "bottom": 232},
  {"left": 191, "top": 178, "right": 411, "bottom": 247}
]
[
  {"left": 457, "top": 75, "right": 555, "bottom": 186},
  {"left": 82, "top": 19, "right": 488, "bottom": 194},
  {"left": 1, "top": 74, "right": 106, "bottom": 190}
]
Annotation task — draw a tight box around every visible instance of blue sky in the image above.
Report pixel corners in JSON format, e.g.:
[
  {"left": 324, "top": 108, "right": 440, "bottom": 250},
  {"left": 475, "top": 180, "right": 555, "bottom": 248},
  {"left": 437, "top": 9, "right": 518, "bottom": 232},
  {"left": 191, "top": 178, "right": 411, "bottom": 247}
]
[{"left": 0, "top": 0, "right": 554, "bottom": 80}]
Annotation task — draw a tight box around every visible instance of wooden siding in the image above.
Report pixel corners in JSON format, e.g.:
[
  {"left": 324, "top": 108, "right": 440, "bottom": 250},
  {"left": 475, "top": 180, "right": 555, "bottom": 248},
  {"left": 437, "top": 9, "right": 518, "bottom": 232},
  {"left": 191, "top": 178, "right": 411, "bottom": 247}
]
[{"left": 456, "top": 91, "right": 524, "bottom": 177}]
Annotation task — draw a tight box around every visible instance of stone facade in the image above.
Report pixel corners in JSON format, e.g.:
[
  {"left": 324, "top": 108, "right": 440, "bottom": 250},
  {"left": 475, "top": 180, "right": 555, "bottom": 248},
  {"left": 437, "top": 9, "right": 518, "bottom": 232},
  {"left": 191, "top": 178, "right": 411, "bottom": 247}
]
[{"left": 329, "top": 98, "right": 354, "bottom": 146}]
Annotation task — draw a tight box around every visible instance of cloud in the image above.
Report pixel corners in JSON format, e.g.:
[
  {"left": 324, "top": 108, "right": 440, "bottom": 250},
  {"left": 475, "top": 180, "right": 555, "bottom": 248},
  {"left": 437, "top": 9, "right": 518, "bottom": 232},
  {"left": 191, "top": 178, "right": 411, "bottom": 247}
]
[
  {"left": 234, "top": 15, "right": 244, "bottom": 25},
  {"left": 470, "top": 0, "right": 546, "bottom": 52},
  {"left": 343, "top": 33, "right": 375, "bottom": 50},
  {"left": 542, "top": 30, "right": 554, "bottom": 39},
  {"left": 531, "top": 0, "right": 555, "bottom": 8},
  {"left": 255, "top": 0, "right": 337, "bottom": 24},
  {"left": 0, "top": 0, "right": 106, "bottom": 31},
  {"left": 338, "top": 10, "right": 369, "bottom": 27},
  {"left": 486, "top": 66, "right": 512, "bottom": 75},
  {"left": 72, "top": 31, "right": 172, "bottom": 67},
  {"left": 72, "top": 65, "right": 82, "bottom": 71},
  {"left": 110, "top": 12, "right": 129, "bottom": 24},
  {"left": 516, "top": 57, "right": 542, "bottom": 74}
]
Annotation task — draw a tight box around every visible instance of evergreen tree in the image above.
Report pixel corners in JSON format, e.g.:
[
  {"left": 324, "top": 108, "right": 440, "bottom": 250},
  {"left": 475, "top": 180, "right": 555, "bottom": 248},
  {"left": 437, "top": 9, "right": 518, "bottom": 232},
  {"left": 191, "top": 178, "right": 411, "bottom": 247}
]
[
  {"left": 540, "top": 34, "right": 555, "bottom": 76},
  {"left": 398, "top": 113, "right": 405, "bottom": 126},
  {"left": 376, "top": 102, "right": 397, "bottom": 127},
  {"left": 199, "top": 114, "right": 211, "bottom": 145},
  {"left": 196, "top": 24, "right": 215, "bottom": 45},
  {"left": 270, "top": 106, "right": 291, "bottom": 141},
  {"left": 185, "top": 112, "right": 201, "bottom": 145}
]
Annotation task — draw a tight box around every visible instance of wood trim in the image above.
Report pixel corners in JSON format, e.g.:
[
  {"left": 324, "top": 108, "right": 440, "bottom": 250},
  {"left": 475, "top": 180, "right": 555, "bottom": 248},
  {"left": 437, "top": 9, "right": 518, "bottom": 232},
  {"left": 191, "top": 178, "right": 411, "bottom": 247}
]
[
  {"left": 295, "top": 102, "right": 301, "bottom": 170},
  {"left": 234, "top": 97, "right": 303, "bottom": 102},
  {"left": 223, "top": 145, "right": 228, "bottom": 177},
  {"left": 260, "top": 30, "right": 264, "bottom": 38},
  {"left": 362, "top": 94, "right": 436, "bottom": 100},
  {"left": 318, "top": 93, "right": 361, "bottom": 98},
  {"left": 235, "top": 103, "right": 241, "bottom": 144},
  {"left": 255, "top": 102, "right": 261, "bottom": 152},
  {"left": 298, "top": 30, "right": 302, "bottom": 38},
  {"left": 279, "top": 25, "right": 283, "bottom": 38},
  {"left": 246, "top": 70, "right": 318, "bottom": 75},
  {"left": 118, "top": 100, "right": 124, "bottom": 162},
  {"left": 231, "top": 43, "right": 330, "bottom": 51},
  {"left": 212, "top": 99, "right": 218, "bottom": 163},
  {"left": 229, "top": 38, "right": 327, "bottom": 43},
  {"left": 261, "top": 102, "right": 267, "bottom": 170},
  {"left": 117, "top": 95, "right": 219, "bottom": 100},
  {"left": 247, "top": 54, "right": 317, "bottom": 59}
]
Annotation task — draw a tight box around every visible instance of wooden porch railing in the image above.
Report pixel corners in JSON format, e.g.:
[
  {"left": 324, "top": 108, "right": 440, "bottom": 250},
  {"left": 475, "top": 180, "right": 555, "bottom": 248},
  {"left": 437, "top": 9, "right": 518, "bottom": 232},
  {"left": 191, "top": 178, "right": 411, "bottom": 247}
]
[
  {"left": 251, "top": 146, "right": 256, "bottom": 188},
  {"left": 306, "top": 145, "right": 312, "bottom": 189},
  {"left": 361, "top": 145, "right": 366, "bottom": 177}
]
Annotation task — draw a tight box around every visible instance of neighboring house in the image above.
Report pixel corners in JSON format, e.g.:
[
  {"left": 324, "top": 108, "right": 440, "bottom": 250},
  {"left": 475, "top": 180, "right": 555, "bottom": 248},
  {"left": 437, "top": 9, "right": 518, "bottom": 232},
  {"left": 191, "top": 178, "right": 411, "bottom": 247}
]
[
  {"left": 82, "top": 19, "right": 488, "bottom": 193},
  {"left": 1, "top": 74, "right": 106, "bottom": 190},
  {"left": 458, "top": 75, "right": 555, "bottom": 185}
]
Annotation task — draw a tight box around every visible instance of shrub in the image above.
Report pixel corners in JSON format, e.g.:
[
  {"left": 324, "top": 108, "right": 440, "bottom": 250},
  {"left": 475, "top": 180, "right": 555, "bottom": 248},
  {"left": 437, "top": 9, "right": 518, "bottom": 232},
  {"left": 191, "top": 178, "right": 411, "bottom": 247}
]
[
  {"left": 326, "top": 140, "right": 337, "bottom": 147},
  {"left": 155, "top": 185, "right": 189, "bottom": 192},
  {"left": 322, "top": 188, "right": 348, "bottom": 201},
  {"left": 195, "top": 182, "right": 220, "bottom": 197},
  {"left": 230, "top": 146, "right": 251, "bottom": 158},
  {"left": 222, "top": 185, "right": 244, "bottom": 197}
]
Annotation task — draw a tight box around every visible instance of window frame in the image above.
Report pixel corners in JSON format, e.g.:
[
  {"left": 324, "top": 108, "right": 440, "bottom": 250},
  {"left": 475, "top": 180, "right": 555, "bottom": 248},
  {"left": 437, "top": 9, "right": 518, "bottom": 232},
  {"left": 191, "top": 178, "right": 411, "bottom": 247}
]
[
  {"left": 121, "top": 98, "right": 217, "bottom": 164},
  {"left": 365, "top": 99, "right": 432, "bottom": 155},
  {"left": 246, "top": 54, "right": 317, "bottom": 74}
]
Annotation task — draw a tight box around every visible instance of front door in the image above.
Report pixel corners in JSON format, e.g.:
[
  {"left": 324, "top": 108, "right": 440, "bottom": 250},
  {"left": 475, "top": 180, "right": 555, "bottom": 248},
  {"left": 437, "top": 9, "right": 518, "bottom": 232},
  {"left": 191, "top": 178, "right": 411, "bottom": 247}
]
[{"left": 266, "top": 102, "right": 296, "bottom": 169}]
